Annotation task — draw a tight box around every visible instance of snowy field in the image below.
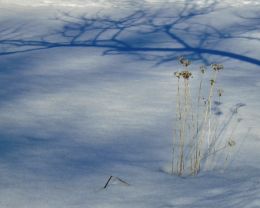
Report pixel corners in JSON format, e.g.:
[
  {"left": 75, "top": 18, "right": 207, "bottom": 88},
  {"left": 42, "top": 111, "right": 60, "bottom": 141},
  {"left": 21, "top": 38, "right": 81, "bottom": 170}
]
[
  {"left": 0, "top": 0, "right": 260, "bottom": 7},
  {"left": 0, "top": 0, "right": 260, "bottom": 207}
]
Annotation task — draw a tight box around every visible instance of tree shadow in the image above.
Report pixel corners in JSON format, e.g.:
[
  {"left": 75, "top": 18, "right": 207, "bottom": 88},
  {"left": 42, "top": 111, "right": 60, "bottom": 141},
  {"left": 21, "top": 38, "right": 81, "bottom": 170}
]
[
  {"left": 0, "top": 0, "right": 260, "bottom": 65},
  {"left": 0, "top": 116, "right": 171, "bottom": 181}
]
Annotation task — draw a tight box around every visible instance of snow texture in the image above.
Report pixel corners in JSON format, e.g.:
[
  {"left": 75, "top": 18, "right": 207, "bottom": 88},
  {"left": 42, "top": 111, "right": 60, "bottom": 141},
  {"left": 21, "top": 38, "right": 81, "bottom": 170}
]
[{"left": 0, "top": 0, "right": 260, "bottom": 207}]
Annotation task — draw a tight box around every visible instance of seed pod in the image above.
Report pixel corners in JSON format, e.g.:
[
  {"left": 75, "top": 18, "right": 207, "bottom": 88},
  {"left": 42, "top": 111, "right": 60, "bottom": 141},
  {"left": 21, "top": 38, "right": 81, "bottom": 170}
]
[
  {"left": 174, "top": 71, "right": 181, "bottom": 79},
  {"left": 178, "top": 56, "right": 191, "bottom": 67},
  {"left": 200, "top": 65, "right": 206, "bottom": 74},
  {"left": 180, "top": 70, "right": 192, "bottom": 79},
  {"left": 211, "top": 64, "right": 224, "bottom": 71},
  {"left": 210, "top": 79, "right": 215, "bottom": 86},
  {"left": 228, "top": 140, "right": 236, "bottom": 147},
  {"left": 217, "top": 89, "right": 224, "bottom": 97}
]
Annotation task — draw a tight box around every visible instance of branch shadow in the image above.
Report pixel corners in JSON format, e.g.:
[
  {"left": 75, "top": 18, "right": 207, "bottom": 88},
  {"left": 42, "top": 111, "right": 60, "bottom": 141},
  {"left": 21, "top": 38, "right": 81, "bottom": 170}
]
[{"left": 0, "top": 0, "right": 260, "bottom": 65}]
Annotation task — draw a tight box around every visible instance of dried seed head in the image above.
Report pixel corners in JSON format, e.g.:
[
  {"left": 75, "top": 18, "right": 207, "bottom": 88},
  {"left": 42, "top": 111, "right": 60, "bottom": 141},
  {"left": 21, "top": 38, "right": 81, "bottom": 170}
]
[
  {"left": 178, "top": 56, "right": 191, "bottom": 67},
  {"left": 174, "top": 71, "right": 181, "bottom": 79},
  {"left": 202, "top": 97, "right": 207, "bottom": 105},
  {"left": 200, "top": 65, "right": 206, "bottom": 74},
  {"left": 228, "top": 140, "right": 236, "bottom": 147},
  {"left": 180, "top": 70, "right": 192, "bottom": 79},
  {"left": 210, "top": 79, "right": 215, "bottom": 86},
  {"left": 211, "top": 64, "right": 224, "bottom": 71},
  {"left": 217, "top": 89, "right": 224, "bottom": 97}
]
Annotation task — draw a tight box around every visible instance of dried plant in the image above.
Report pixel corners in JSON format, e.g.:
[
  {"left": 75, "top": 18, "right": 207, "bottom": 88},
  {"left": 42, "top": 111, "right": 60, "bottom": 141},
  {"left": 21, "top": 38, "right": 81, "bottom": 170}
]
[{"left": 171, "top": 57, "right": 243, "bottom": 176}]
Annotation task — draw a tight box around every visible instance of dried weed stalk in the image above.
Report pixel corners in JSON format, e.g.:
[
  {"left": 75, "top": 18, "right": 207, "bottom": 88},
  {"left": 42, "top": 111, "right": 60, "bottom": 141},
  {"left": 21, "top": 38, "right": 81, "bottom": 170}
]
[{"left": 171, "top": 57, "right": 242, "bottom": 176}]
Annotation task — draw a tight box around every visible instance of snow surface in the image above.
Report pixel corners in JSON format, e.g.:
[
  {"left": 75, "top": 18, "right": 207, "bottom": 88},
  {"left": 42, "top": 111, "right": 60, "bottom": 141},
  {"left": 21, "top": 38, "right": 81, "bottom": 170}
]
[
  {"left": 0, "top": 0, "right": 260, "bottom": 7},
  {"left": 0, "top": 0, "right": 260, "bottom": 207}
]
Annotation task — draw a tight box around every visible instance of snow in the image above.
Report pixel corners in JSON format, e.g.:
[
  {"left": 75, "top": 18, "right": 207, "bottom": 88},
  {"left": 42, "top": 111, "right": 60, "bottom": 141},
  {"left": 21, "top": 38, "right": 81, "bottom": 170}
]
[
  {"left": 0, "top": 0, "right": 260, "bottom": 207},
  {"left": 0, "top": 0, "right": 259, "bottom": 7}
]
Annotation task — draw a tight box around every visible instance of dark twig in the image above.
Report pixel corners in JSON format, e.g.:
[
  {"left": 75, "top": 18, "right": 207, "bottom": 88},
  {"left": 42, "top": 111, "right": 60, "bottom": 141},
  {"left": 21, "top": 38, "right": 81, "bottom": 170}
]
[
  {"left": 103, "top": 176, "right": 113, "bottom": 189},
  {"left": 103, "top": 175, "right": 130, "bottom": 189}
]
